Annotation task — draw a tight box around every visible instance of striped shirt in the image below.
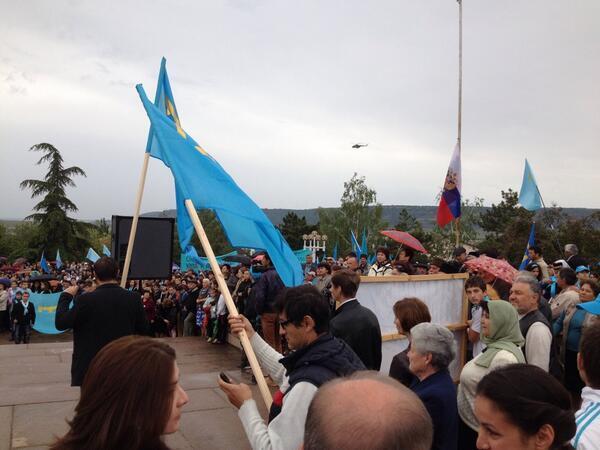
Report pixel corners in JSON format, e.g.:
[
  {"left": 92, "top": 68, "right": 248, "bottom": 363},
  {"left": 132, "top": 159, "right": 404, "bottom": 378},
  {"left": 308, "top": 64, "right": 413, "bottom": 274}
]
[{"left": 573, "top": 387, "right": 600, "bottom": 449}]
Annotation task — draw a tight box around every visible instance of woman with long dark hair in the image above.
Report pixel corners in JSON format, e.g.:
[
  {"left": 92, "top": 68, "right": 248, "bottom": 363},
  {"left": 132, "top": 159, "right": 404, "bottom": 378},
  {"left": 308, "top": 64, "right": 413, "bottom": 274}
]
[
  {"left": 475, "top": 364, "right": 576, "bottom": 450},
  {"left": 50, "top": 336, "right": 188, "bottom": 450}
]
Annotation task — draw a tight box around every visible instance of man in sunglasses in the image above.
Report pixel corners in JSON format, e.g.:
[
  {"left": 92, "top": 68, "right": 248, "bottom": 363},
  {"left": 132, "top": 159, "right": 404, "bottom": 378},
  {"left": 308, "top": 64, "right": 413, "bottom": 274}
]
[{"left": 219, "top": 284, "right": 365, "bottom": 450}]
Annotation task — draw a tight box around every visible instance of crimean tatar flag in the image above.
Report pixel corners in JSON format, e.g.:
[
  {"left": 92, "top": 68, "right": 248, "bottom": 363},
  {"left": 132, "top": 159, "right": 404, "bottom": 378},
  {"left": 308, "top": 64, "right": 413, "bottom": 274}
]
[
  {"left": 136, "top": 84, "right": 303, "bottom": 287},
  {"left": 518, "top": 159, "right": 542, "bottom": 211},
  {"left": 437, "top": 143, "right": 462, "bottom": 228}
]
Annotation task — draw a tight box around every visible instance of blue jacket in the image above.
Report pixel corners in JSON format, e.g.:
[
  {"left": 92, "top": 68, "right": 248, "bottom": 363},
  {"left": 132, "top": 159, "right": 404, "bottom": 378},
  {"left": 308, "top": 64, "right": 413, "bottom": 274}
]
[{"left": 411, "top": 369, "right": 458, "bottom": 450}]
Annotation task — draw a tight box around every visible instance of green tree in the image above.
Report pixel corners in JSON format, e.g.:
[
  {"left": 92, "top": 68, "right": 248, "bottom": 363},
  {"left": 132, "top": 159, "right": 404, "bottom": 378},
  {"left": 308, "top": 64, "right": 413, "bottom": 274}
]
[
  {"left": 20, "top": 143, "right": 90, "bottom": 259},
  {"left": 278, "top": 212, "right": 315, "bottom": 250},
  {"left": 319, "top": 173, "right": 387, "bottom": 255}
]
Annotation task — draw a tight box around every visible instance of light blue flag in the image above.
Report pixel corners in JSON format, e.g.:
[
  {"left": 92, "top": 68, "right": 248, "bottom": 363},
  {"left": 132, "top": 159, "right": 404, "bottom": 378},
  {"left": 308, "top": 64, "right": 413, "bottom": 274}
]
[
  {"left": 518, "top": 159, "right": 542, "bottom": 211},
  {"left": 181, "top": 245, "right": 239, "bottom": 272},
  {"left": 350, "top": 230, "right": 361, "bottom": 257},
  {"left": 40, "top": 252, "right": 50, "bottom": 274},
  {"left": 30, "top": 292, "right": 66, "bottom": 334},
  {"left": 102, "top": 244, "right": 111, "bottom": 257},
  {"left": 361, "top": 228, "right": 368, "bottom": 256},
  {"left": 55, "top": 250, "right": 62, "bottom": 270},
  {"left": 86, "top": 247, "right": 100, "bottom": 263},
  {"left": 332, "top": 242, "right": 338, "bottom": 260},
  {"left": 519, "top": 222, "right": 536, "bottom": 270},
  {"left": 136, "top": 84, "right": 303, "bottom": 287}
]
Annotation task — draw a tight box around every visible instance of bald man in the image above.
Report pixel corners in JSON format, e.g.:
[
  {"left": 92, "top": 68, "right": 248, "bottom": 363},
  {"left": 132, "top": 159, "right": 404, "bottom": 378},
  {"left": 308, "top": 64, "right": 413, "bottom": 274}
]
[{"left": 303, "top": 372, "right": 433, "bottom": 450}]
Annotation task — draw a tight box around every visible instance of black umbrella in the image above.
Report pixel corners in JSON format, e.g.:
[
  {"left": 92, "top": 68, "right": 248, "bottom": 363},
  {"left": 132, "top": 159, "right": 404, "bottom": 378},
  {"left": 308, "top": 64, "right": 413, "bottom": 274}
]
[{"left": 223, "top": 254, "right": 252, "bottom": 265}]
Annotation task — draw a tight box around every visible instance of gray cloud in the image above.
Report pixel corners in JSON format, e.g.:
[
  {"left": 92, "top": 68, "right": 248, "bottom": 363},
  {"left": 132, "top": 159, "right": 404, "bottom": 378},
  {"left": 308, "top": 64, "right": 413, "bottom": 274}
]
[{"left": 0, "top": 0, "right": 598, "bottom": 222}]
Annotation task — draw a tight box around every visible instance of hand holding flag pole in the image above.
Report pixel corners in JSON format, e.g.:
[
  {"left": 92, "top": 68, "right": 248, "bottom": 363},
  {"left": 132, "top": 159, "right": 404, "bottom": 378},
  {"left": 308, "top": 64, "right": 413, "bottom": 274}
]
[{"left": 185, "top": 199, "right": 273, "bottom": 409}]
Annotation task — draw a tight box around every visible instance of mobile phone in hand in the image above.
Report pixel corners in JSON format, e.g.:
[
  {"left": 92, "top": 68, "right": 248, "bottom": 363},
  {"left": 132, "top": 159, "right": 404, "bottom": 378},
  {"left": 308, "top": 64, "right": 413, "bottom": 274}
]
[{"left": 219, "top": 372, "right": 232, "bottom": 384}]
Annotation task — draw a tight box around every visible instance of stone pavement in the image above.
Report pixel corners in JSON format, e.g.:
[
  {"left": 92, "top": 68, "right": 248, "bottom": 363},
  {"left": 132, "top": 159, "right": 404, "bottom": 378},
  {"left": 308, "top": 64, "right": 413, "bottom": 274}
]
[{"left": 0, "top": 337, "right": 269, "bottom": 450}]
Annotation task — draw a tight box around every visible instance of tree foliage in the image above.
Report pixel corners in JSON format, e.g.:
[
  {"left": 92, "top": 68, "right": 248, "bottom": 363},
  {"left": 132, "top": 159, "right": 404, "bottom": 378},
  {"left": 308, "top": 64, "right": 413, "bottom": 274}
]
[
  {"left": 19, "top": 143, "right": 90, "bottom": 259},
  {"left": 319, "top": 173, "right": 387, "bottom": 255},
  {"left": 278, "top": 212, "right": 315, "bottom": 250}
]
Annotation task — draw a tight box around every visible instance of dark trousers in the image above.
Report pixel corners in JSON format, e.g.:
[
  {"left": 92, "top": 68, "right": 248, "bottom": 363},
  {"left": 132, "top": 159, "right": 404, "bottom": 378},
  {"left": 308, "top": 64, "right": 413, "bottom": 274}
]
[{"left": 15, "top": 324, "right": 31, "bottom": 344}]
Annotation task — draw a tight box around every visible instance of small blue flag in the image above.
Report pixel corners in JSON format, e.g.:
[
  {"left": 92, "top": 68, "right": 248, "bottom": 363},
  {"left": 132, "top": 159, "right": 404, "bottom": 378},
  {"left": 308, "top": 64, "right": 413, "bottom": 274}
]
[
  {"left": 102, "top": 244, "right": 111, "bottom": 257},
  {"left": 519, "top": 222, "right": 536, "bottom": 270},
  {"left": 136, "top": 84, "right": 303, "bottom": 287},
  {"left": 350, "top": 230, "right": 362, "bottom": 257},
  {"left": 40, "top": 252, "right": 50, "bottom": 274},
  {"left": 55, "top": 250, "right": 62, "bottom": 270},
  {"left": 332, "top": 242, "right": 338, "bottom": 260},
  {"left": 361, "top": 228, "right": 368, "bottom": 256},
  {"left": 518, "top": 159, "right": 542, "bottom": 211},
  {"left": 86, "top": 248, "right": 100, "bottom": 263}
]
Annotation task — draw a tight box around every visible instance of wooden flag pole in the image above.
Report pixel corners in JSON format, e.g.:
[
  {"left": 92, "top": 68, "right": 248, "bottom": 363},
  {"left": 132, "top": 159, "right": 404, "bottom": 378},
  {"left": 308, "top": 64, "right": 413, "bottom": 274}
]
[
  {"left": 184, "top": 199, "right": 273, "bottom": 410},
  {"left": 120, "top": 152, "right": 150, "bottom": 288}
]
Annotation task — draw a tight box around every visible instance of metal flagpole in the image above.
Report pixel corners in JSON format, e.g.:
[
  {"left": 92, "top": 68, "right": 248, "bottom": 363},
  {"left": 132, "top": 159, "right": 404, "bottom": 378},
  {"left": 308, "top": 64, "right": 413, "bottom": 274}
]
[
  {"left": 120, "top": 152, "right": 150, "bottom": 287},
  {"left": 454, "top": 0, "right": 463, "bottom": 247},
  {"left": 184, "top": 199, "right": 273, "bottom": 410}
]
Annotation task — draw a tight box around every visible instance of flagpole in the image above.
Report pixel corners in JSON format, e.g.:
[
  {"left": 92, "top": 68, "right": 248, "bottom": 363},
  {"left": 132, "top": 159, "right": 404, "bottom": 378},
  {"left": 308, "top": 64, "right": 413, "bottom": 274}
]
[
  {"left": 454, "top": 0, "right": 463, "bottom": 247},
  {"left": 120, "top": 152, "right": 150, "bottom": 288},
  {"left": 184, "top": 199, "right": 273, "bottom": 410}
]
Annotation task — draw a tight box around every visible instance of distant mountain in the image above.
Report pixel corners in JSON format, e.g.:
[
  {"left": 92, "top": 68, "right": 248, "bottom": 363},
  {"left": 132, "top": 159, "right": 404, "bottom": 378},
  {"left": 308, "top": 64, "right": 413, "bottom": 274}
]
[{"left": 141, "top": 206, "right": 599, "bottom": 230}]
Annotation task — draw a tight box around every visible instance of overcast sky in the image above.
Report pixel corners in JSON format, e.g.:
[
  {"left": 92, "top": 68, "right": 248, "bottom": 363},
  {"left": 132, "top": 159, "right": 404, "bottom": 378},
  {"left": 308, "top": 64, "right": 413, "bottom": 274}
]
[{"left": 1, "top": 0, "right": 599, "bottom": 221}]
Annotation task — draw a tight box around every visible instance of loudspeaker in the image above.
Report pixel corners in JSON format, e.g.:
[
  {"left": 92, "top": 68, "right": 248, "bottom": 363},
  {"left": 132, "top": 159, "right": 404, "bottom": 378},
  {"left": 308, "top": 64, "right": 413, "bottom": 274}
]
[{"left": 111, "top": 216, "right": 174, "bottom": 280}]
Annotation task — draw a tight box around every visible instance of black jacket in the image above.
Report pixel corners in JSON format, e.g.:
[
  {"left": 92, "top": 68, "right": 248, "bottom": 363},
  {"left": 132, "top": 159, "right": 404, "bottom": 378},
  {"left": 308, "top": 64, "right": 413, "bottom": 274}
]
[
  {"left": 55, "top": 283, "right": 149, "bottom": 386},
  {"left": 253, "top": 267, "right": 284, "bottom": 314},
  {"left": 329, "top": 299, "right": 382, "bottom": 370},
  {"left": 12, "top": 301, "right": 36, "bottom": 325},
  {"left": 269, "top": 333, "right": 366, "bottom": 421}
]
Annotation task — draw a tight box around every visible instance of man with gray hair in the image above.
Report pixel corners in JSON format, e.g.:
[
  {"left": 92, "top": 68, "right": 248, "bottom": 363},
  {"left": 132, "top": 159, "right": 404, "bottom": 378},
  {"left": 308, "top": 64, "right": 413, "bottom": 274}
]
[
  {"left": 302, "top": 372, "right": 433, "bottom": 450},
  {"left": 509, "top": 274, "right": 552, "bottom": 371},
  {"left": 564, "top": 243, "right": 587, "bottom": 270}
]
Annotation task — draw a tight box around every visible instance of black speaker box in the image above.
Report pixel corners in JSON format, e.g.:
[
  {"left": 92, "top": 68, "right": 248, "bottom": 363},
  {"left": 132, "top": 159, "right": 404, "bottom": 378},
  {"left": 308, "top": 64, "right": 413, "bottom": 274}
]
[{"left": 111, "top": 216, "right": 174, "bottom": 280}]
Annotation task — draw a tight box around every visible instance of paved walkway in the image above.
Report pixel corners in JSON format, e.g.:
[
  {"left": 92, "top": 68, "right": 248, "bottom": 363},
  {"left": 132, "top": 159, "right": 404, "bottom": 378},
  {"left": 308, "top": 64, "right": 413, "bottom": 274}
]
[{"left": 0, "top": 337, "right": 267, "bottom": 449}]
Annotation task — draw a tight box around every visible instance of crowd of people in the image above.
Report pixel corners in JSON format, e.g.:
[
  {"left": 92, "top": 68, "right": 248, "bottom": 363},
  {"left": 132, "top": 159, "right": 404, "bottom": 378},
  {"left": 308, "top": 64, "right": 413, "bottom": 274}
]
[{"left": 1, "top": 241, "right": 599, "bottom": 449}]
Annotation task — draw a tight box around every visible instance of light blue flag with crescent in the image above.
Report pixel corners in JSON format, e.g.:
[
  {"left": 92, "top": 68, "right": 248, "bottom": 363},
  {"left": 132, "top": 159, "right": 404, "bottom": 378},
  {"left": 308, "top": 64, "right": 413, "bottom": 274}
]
[
  {"left": 30, "top": 292, "right": 66, "bottom": 334},
  {"left": 518, "top": 159, "right": 542, "bottom": 211},
  {"left": 519, "top": 222, "right": 536, "bottom": 270},
  {"left": 40, "top": 252, "right": 50, "bottom": 274},
  {"left": 102, "top": 244, "right": 111, "bottom": 257},
  {"left": 136, "top": 84, "right": 303, "bottom": 287},
  {"left": 55, "top": 250, "right": 62, "bottom": 270},
  {"left": 86, "top": 247, "right": 100, "bottom": 263}
]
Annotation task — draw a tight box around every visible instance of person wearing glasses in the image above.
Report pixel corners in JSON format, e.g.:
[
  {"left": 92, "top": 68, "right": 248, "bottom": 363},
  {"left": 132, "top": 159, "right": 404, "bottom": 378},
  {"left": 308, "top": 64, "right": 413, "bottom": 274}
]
[{"left": 218, "top": 284, "right": 365, "bottom": 450}]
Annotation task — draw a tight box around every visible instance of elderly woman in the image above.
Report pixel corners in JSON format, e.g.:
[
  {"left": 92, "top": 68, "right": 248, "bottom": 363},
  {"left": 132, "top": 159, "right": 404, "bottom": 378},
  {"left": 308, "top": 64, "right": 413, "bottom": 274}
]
[
  {"left": 389, "top": 297, "right": 432, "bottom": 386},
  {"left": 553, "top": 279, "right": 600, "bottom": 402},
  {"left": 457, "top": 300, "right": 525, "bottom": 450},
  {"left": 408, "top": 322, "right": 458, "bottom": 450}
]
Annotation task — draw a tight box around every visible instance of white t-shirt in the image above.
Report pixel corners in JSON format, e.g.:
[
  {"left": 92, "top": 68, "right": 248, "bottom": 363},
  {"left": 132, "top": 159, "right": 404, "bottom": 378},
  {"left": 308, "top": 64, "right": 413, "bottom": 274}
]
[{"left": 470, "top": 305, "right": 484, "bottom": 357}]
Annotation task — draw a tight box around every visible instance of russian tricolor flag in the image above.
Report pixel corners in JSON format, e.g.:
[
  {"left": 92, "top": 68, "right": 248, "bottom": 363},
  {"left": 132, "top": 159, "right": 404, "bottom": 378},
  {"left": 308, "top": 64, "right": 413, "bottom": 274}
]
[{"left": 436, "top": 143, "right": 461, "bottom": 228}]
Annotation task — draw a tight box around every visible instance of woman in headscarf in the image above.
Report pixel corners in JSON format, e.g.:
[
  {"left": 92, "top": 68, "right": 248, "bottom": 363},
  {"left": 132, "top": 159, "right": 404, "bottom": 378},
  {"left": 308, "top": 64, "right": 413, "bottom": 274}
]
[{"left": 457, "top": 300, "right": 525, "bottom": 450}]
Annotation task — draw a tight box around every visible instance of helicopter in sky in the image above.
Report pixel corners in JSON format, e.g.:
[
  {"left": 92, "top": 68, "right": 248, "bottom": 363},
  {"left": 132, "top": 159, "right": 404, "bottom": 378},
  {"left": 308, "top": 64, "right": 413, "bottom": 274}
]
[{"left": 351, "top": 143, "right": 368, "bottom": 149}]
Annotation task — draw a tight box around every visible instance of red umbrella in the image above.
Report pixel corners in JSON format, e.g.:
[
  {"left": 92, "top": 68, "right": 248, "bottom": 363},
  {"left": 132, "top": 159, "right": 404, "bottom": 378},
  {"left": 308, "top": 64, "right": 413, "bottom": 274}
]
[
  {"left": 379, "top": 230, "right": 427, "bottom": 254},
  {"left": 464, "top": 255, "right": 518, "bottom": 284}
]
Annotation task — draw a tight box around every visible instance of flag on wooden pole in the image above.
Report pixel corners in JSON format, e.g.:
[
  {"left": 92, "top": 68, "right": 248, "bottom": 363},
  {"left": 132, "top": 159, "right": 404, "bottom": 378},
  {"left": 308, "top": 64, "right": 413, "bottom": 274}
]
[{"left": 136, "top": 84, "right": 303, "bottom": 287}]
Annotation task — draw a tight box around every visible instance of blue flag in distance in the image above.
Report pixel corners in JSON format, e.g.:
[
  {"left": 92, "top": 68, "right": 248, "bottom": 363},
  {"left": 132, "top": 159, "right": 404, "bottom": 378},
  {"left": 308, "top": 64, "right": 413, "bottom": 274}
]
[
  {"left": 55, "top": 250, "right": 62, "bottom": 270},
  {"left": 40, "top": 252, "right": 50, "bottom": 274},
  {"left": 518, "top": 159, "right": 542, "bottom": 211},
  {"left": 136, "top": 84, "right": 303, "bottom": 287},
  {"left": 86, "top": 248, "right": 100, "bottom": 263},
  {"left": 102, "top": 244, "right": 111, "bottom": 257},
  {"left": 519, "top": 222, "right": 536, "bottom": 270}
]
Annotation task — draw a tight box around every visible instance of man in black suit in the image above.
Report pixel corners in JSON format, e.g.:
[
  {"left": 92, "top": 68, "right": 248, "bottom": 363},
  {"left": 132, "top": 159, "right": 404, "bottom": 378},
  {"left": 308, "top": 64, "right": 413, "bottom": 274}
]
[
  {"left": 329, "top": 269, "right": 382, "bottom": 370},
  {"left": 55, "top": 257, "right": 148, "bottom": 386}
]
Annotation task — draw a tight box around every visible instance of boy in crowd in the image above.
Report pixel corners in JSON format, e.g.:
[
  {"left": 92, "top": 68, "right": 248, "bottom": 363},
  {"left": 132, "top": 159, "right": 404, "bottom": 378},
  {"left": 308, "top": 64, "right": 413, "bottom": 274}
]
[
  {"left": 465, "top": 276, "right": 487, "bottom": 358},
  {"left": 13, "top": 290, "right": 35, "bottom": 344}
]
